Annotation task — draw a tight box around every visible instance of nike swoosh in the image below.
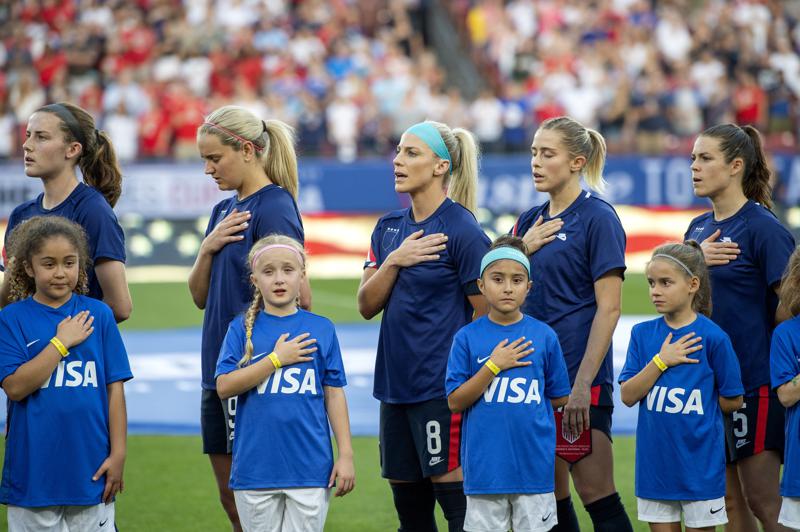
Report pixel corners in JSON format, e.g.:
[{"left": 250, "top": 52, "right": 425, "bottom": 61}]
[
  {"left": 251, "top": 351, "right": 269, "bottom": 361},
  {"left": 99, "top": 518, "right": 108, "bottom": 526},
  {"left": 477, "top": 355, "right": 491, "bottom": 364},
  {"left": 26, "top": 339, "right": 39, "bottom": 348},
  {"left": 542, "top": 513, "right": 552, "bottom": 522},
  {"left": 710, "top": 507, "right": 723, "bottom": 514}
]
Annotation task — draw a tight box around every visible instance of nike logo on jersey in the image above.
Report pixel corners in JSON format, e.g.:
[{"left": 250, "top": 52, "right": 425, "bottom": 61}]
[
  {"left": 542, "top": 513, "right": 552, "bottom": 522},
  {"left": 41, "top": 361, "right": 98, "bottom": 389},
  {"left": 735, "top": 439, "right": 750, "bottom": 449},
  {"left": 710, "top": 507, "right": 724, "bottom": 514},
  {"left": 251, "top": 351, "right": 268, "bottom": 361},
  {"left": 99, "top": 518, "right": 108, "bottom": 527},
  {"left": 26, "top": 339, "right": 40, "bottom": 348},
  {"left": 645, "top": 386, "right": 704, "bottom": 415},
  {"left": 257, "top": 367, "right": 317, "bottom": 395},
  {"left": 484, "top": 377, "right": 541, "bottom": 404},
  {"left": 429, "top": 456, "right": 444, "bottom": 467},
  {"left": 477, "top": 355, "right": 491, "bottom": 364},
  {"left": 556, "top": 233, "right": 567, "bottom": 241}
]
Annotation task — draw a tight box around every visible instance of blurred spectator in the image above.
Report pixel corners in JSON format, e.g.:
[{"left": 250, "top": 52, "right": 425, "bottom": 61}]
[{"left": 103, "top": 101, "right": 138, "bottom": 162}]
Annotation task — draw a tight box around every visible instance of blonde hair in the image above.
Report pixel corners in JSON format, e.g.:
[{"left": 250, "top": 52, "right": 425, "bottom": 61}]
[
  {"left": 539, "top": 116, "right": 607, "bottom": 193},
  {"left": 198, "top": 105, "right": 299, "bottom": 199},
  {"left": 648, "top": 241, "right": 712, "bottom": 317},
  {"left": 780, "top": 246, "right": 800, "bottom": 317},
  {"left": 239, "top": 234, "right": 307, "bottom": 367},
  {"left": 425, "top": 120, "right": 481, "bottom": 214}
]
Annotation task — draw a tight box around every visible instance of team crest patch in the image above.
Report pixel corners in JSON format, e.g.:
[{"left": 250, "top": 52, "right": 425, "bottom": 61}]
[{"left": 382, "top": 227, "right": 400, "bottom": 251}]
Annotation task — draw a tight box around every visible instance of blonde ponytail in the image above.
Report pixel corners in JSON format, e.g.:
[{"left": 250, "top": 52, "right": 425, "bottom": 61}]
[
  {"left": 262, "top": 120, "right": 299, "bottom": 199},
  {"left": 238, "top": 290, "right": 263, "bottom": 367},
  {"left": 426, "top": 121, "right": 481, "bottom": 215}
]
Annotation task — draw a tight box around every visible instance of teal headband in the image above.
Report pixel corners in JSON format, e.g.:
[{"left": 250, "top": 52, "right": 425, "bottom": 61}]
[
  {"left": 480, "top": 247, "right": 531, "bottom": 278},
  {"left": 404, "top": 122, "right": 452, "bottom": 175}
]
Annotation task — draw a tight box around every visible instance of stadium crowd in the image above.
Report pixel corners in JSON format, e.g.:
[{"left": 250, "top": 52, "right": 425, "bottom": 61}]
[{"left": 1, "top": 0, "right": 800, "bottom": 161}]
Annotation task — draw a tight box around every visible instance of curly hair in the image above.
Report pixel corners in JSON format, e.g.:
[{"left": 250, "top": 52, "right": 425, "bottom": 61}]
[
  {"left": 780, "top": 246, "right": 800, "bottom": 317},
  {"left": 5, "top": 216, "right": 91, "bottom": 302}
]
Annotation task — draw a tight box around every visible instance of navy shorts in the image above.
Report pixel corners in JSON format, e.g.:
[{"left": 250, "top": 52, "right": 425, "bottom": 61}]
[
  {"left": 725, "top": 385, "right": 784, "bottom": 463},
  {"left": 589, "top": 383, "right": 614, "bottom": 441},
  {"left": 379, "top": 398, "right": 463, "bottom": 481},
  {"left": 200, "top": 389, "right": 237, "bottom": 455}
]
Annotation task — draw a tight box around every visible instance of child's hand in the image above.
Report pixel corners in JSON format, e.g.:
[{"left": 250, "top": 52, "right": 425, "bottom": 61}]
[
  {"left": 489, "top": 337, "right": 534, "bottom": 371},
  {"left": 92, "top": 452, "right": 125, "bottom": 503},
  {"left": 56, "top": 311, "right": 94, "bottom": 349},
  {"left": 328, "top": 455, "right": 355, "bottom": 497},
  {"left": 658, "top": 332, "right": 702, "bottom": 368},
  {"left": 273, "top": 332, "right": 317, "bottom": 366}
]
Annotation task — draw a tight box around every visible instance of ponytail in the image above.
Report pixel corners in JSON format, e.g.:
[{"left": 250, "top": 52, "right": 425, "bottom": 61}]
[
  {"left": 584, "top": 129, "right": 607, "bottom": 192},
  {"left": 539, "top": 116, "right": 608, "bottom": 193},
  {"left": 425, "top": 121, "right": 480, "bottom": 215},
  {"left": 238, "top": 290, "right": 263, "bottom": 367},
  {"left": 262, "top": 120, "right": 299, "bottom": 200}
]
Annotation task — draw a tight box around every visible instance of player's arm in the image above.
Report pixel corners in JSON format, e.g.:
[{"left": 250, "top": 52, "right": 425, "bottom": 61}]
[
  {"left": 325, "top": 386, "right": 355, "bottom": 497},
  {"left": 93, "top": 380, "right": 127, "bottom": 503},
  {"left": 448, "top": 337, "right": 533, "bottom": 413},
  {"left": 550, "top": 395, "right": 569, "bottom": 408},
  {"left": 2, "top": 312, "right": 94, "bottom": 401},
  {"left": 718, "top": 394, "right": 744, "bottom": 414},
  {"left": 774, "top": 284, "right": 792, "bottom": 324},
  {"left": 468, "top": 293, "right": 488, "bottom": 319},
  {"left": 0, "top": 260, "right": 10, "bottom": 308},
  {"left": 777, "top": 375, "right": 800, "bottom": 408},
  {"left": 94, "top": 259, "right": 132, "bottom": 322},
  {"left": 299, "top": 276, "right": 312, "bottom": 310}
]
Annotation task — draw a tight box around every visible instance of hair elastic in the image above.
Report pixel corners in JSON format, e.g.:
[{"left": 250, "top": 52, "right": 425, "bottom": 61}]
[
  {"left": 480, "top": 247, "right": 531, "bottom": 278},
  {"left": 251, "top": 244, "right": 305, "bottom": 270},
  {"left": 40, "top": 103, "right": 87, "bottom": 149},
  {"left": 652, "top": 254, "right": 694, "bottom": 277},
  {"left": 404, "top": 122, "right": 452, "bottom": 175},
  {"left": 203, "top": 121, "right": 265, "bottom": 152}
]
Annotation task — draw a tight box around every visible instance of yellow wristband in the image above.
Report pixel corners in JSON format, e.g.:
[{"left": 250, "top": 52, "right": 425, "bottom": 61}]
[
  {"left": 50, "top": 337, "right": 69, "bottom": 358},
  {"left": 485, "top": 359, "right": 501, "bottom": 376},
  {"left": 268, "top": 352, "right": 281, "bottom": 369},
  {"left": 652, "top": 354, "right": 668, "bottom": 372}
]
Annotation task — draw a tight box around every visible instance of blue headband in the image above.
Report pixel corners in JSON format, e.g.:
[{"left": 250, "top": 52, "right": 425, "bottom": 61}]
[
  {"left": 404, "top": 122, "right": 452, "bottom": 175},
  {"left": 480, "top": 247, "right": 531, "bottom": 278}
]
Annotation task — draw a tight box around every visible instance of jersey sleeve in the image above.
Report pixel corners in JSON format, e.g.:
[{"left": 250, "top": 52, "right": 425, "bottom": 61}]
[
  {"left": 215, "top": 316, "right": 247, "bottom": 377},
  {"left": 445, "top": 329, "right": 472, "bottom": 396},
  {"left": 253, "top": 191, "right": 305, "bottom": 245},
  {"left": 79, "top": 201, "right": 126, "bottom": 263},
  {"left": 586, "top": 208, "right": 627, "bottom": 281},
  {"left": 204, "top": 203, "right": 220, "bottom": 238},
  {"left": 751, "top": 216, "right": 795, "bottom": 287},
  {"left": 0, "top": 312, "right": 29, "bottom": 386},
  {"left": 771, "top": 324, "right": 799, "bottom": 389},
  {"left": 364, "top": 218, "right": 382, "bottom": 269},
  {"left": 99, "top": 304, "right": 132, "bottom": 384},
  {"left": 618, "top": 324, "right": 645, "bottom": 383},
  {"left": 322, "top": 324, "right": 347, "bottom": 387},
  {"left": 708, "top": 330, "right": 744, "bottom": 398},
  {"left": 450, "top": 219, "right": 491, "bottom": 287},
  {"left": 544, "top": 331, "right": 571, "bottom": 398}
]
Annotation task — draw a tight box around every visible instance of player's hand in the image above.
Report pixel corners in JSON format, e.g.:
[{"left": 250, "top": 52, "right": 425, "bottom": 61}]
[
  {"left": 386, "top": 230, "right": 448, "bottom": 268},
  {"left": 489, "top": 337, "right": 534, "bottom": 371},
  {"left": 700, "top": 229, "right": 740, "bottom": 266},
  {"left": 56, "top": 311, "right": 94, "bottom": 349},
  {"left": 93, "top": 452, "right": 125, "bottom": 503},
  {"left": 273, "top": 332, "right": 317, "bottom": 366},
  {"left": 201, "top": 208, "right": 251, "bottom": 255},
  {"left": 521, "top": 216, "right": 563, "bottom": 254},
  {"left": 657, "top": 332, "right": 702, "bottom": 368},
  {"left": 563, "top": 382, "right": 590, "bottom": 441},
  {"left": 328, "top": 455, "right": 355, "bottom": 497}
]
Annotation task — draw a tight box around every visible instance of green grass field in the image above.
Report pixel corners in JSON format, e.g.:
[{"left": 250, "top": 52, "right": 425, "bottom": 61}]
[{"left": 0, "top": 275, "right": 654, "bottom": 531}]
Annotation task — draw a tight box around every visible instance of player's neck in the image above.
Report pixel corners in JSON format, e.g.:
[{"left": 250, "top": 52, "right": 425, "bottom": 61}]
[
  {"left": 663, "top": 306, "right": 697, "bottom": 329},
  {"left": 263, "top": 301, "right": 299, "bottom": 317},
  {"left": 711, "top": 187, "right": 748, "bottom": 221},
  {"left": 409, "top": 187, "right": 447, "bottom": 223},
  {"left": 548, "top": 180, "right": 582, "bottom": 217},
  {"left": 488, "top": 308, "right": 524, "bottom": 326},
  {"left": 237, "top": 170, "right": 273, "bottom": 201},
  {"left": 40, "top": 170, "right": 79, "bottom": 210}
]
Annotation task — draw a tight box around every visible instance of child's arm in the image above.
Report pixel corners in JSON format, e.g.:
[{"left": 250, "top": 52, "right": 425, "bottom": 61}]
[
  {"left": 324, "top": 386, "right": 355, "bottom": 497},
  {"left": 447, "top": 337, "right": 533, "bottom": 413},
  {"left": 93, "top": 381, "right": 127, "bottom": 503},
  {"left": 620, "top": 332, "right": 702, "bottom": 407},
  {"left": 719, "top": 395, "right": 744, "bottom": 413},
  {"left": 550, "top": 396, "right": 569, "bottom": 408},
  {"left": 216, "top": 332, "right": 317, "bottom": 399},
  {"left": 2, "top": 312, "right": 94, "bottom": 401},
  {"left": 777, "top": 375, "right": 800, "bottom": 408}
]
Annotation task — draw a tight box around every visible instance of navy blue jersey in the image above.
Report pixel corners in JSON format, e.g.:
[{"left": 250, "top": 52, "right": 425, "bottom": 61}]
[
  {"left": 201, "top": 184, "right": 304, "bottom": 390},
  {"left": 446, "top": 315, "right": 571, "bottom": 495},
  {"left": 4, "top": 183, "right": 126, "bottom": 301},
  {"left": 0, "top": 294, "right": 132, "bottom": 507},
  {"left": 770, "top": 316, "right": 800, "bottom": 497},
  {"left": 685, "top": 201, "right": 795, "bottom": 392},
  {"left": 619, "top": 315, "right": 743, "bottom": 500},
  {"left": 511, "top": 191, "right": 627, "bottom": 386},
  {"left": 365, "top": 198, "right": 491, "bottom": 404},
  {"left": 216, "top": 310, "right": 346, "bottom": 489}
]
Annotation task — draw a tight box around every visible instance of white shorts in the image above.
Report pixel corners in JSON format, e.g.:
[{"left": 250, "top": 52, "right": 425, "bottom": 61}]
[
  {"left": 234, "top": 487, "right": 330, "bottom": 532},
  {"left": 7, "top": 502, "right": 115, "bottom": 532},
  {"left": 779, "top": 496, "right": 800, "bottom": 530},
  {"left": 637, "top": 496, "right": 727, "bottom": 528},
  {"left": 464, "top": 492, "right": 557, "bottom": 532}
]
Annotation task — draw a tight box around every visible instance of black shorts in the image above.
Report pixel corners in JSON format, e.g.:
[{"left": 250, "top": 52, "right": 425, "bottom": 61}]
[
  {"left": 725, "top": 385, "right": 785, "bottom": 463},
  {"left": 379, "top": 398, "right": 463, "bottom": 481},
  {"left": 589, "top": 383, "right": 614, "bottom": 441},
  {"left": 200, "top": 389, "right": 237, "bottom": 455}
]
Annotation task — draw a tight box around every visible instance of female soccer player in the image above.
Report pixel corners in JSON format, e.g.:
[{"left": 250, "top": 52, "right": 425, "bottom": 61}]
[
  {"left": 511, "top": 116, "right": 632, "bottom": 532},
  {"left": 620, "top": 242, "right": 743, "bottom": 531},
  {"left": 1, "top": 102, "right": 131, "bottom": 322},
  {"left": 685, "top": 124, "right": 795, "bottom": 531},
  {"left": 0, "top": 216, "right": 132, "bottom": 531},
  {"left": 216, "top": 235, "right": 354, "bottom": 532},
  {"left": 188, "top": 105, "right": 308, "bottom": 531},
  {"left": 358, "top": 120, "right": 490, "bottom": 531},
  {"left": 447, "top": 235, "right": 571, "bottom": 532}
]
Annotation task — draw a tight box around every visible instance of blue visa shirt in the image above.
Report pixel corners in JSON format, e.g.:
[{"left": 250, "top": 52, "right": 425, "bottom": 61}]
[
  {"left": 445, "top": 315, "right": 571, "bottom": 495},
  {"left": 619, "top": 315, "right": 743, "bottom": 500},
  {"left": 201, "top": 184, "right": 304, "bottom": 389},
  {"left": 365, "top": 198, "right": 491, "bottom": 404},
  {"left": 215, "top": 310, "right": 347, "bottom": 489},
  {"left": 769, "top": 316, "right": 800, "bottom": 497},
  {"left": 4, "top": 183, "right": 126, "bottom": 301},
  {"left": 511, "top": 191, "right": 626, "bottom": 386},
  {"left": 685, "top": 201, "right": 795, "bottom": 393},
  {"left": 0, "top": 294, "right": 133, "bottom": 507}
]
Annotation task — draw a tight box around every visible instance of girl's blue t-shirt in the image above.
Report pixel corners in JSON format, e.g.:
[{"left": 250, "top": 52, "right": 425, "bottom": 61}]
[
  {"left": 619, "top": 315, "right": 743, "bottom": 500},
  {"left": 0, "top": 294, "right": 133, "bottom": 507},
  {"left": 769, "top": 316, "right": 800, "bottom": 497},
  {"left": 215, "top": 309, "right": 346, "bottom": 490}
]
